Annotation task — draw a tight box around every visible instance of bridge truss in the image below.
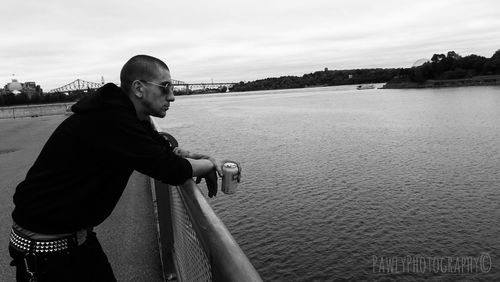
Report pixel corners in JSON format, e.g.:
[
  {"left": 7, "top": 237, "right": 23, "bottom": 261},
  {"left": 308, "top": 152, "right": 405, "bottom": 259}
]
[
  {"left": 172, "top": 79, "right": 186, "bottom": 85},
  {"left": 49, "top": 79, "right": 103, "bottom": 93},
  {"left": 49, "top": 78, "right": 235, "bottom": 94}
]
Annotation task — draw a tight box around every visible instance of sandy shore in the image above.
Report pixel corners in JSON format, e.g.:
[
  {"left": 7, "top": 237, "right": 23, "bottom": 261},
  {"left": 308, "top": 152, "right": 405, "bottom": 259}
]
[{"left": 0, "top": 115, "right": 163, "bottom": 281}]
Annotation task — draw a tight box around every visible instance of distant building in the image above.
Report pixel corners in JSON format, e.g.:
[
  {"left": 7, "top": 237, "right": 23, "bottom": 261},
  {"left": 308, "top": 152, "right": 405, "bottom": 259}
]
[
  {"left": 412, "top": 58, "right": 430, "bottom": 68},
  {"left": 1, "top": 79, "right": 43, "bottom": 98}
]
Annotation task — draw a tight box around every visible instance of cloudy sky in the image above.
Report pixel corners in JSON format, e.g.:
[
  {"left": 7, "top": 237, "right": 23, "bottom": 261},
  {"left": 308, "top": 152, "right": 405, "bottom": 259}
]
[{"left": 2, "top": 0, "right": 499, "bottom": 90}]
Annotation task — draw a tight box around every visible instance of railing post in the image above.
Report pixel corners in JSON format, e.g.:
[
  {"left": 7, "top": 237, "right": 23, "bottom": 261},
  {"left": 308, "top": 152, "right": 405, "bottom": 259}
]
[{"left": 152, "top": 179, "right": 177, "bottom": 280}]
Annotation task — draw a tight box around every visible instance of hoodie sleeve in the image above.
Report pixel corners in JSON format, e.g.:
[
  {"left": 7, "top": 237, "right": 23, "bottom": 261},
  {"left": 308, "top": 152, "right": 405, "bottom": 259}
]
[{"left": 66, "top": 109, "right": 192, "bottom": 186}]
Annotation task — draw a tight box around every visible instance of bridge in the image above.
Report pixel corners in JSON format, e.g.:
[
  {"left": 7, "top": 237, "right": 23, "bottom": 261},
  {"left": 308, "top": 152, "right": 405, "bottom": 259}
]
[
  {"left": 49, "top": 78, "right": 236, "bottom": 94},
  {"left": 172, "top": 82, "right": 236, "bottom": 93},
  {"left": 49, "top": 79, "right": 104, "bottom": 93}
]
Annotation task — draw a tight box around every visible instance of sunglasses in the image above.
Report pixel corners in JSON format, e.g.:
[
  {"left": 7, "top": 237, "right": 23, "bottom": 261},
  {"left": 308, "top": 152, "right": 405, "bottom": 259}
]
[{"left": 139, "top": 80, "right": 174, "bottom": 93}]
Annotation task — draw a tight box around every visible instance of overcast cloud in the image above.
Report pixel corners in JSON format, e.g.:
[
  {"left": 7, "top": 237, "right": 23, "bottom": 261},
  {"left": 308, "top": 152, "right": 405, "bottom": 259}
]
[{"left": 1, "top": 0, "right": 500, "bottom": 90}]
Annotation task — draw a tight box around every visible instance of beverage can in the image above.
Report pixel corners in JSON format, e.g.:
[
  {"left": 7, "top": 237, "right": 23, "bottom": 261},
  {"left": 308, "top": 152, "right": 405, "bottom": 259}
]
[{"left": 221, "top": 162, "right": 240, "bottom": 194}]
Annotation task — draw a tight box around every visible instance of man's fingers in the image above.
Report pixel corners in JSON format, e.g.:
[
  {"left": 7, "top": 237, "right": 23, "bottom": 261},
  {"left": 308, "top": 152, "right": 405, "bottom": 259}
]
[
  {"left": 207, "top": 170, "right": 218, "bottom": 198},
  {"left": 207, "top": 181, "right": 214, "bottom": 197},
  {"left": 195, "top": 169, "right": 218, "bottom": 198},
  {"left": 210, "top": 158, "right": 223, "bottom": 177}
]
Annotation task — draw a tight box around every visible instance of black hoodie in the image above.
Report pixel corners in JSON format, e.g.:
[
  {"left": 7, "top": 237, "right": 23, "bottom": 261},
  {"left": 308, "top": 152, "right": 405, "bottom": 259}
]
[{"left": 12, "top": 83, "right": 192, "bottom": 234}]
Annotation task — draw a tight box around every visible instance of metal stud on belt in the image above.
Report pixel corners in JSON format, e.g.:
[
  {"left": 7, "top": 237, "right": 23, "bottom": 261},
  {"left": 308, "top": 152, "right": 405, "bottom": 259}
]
[{"left": 10, "top": 229, "right": 70, "bottom": 253}]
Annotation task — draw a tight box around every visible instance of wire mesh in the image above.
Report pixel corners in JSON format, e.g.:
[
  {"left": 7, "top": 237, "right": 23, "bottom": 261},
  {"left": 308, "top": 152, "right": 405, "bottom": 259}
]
[{"left": 171, "top": 186, "right": 212, "bottom": 282}]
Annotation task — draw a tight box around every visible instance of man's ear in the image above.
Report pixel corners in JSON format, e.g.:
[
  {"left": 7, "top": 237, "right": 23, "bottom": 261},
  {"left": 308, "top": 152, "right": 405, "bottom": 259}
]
[{"left": 132, "top": 80, "right": 144, "bottom": 98}]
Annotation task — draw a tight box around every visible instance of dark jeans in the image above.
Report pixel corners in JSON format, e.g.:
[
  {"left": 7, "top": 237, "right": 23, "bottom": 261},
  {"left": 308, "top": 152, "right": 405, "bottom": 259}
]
[{"left": 9, "top": 232, "right": 116, "bottom": 282}]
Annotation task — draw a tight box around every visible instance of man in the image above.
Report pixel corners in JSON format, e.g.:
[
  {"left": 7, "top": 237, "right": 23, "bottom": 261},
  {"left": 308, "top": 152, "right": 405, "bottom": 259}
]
[{"left": 9, "top": 55, "right": 222, "bottom": 281}]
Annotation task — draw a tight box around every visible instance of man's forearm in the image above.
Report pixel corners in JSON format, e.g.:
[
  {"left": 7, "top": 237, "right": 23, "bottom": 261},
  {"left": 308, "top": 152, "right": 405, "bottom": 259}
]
[
  {"left": 186, "top": 158, "right": 214, "bottom": 177},
  {"left": 173, "top": 148, "right": 210, "bottom": 160}
]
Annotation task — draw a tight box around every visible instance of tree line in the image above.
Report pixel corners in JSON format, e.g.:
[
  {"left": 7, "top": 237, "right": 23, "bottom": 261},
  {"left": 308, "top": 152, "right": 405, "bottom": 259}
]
[
  {"left": 406, "top": 50, "right": 500, "bottom": 83},
  {"left": 230, "top": 68, "right": 404, "bottom": 92},
  {"left": 230, "top": 49, "right": 500, "bottom": 91}
]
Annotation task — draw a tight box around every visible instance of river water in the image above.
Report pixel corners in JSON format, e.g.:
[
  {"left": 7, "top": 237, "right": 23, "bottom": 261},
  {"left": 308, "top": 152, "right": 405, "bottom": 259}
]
[{"left": 156, "top": 85, "right": 500, "bottom": 281}]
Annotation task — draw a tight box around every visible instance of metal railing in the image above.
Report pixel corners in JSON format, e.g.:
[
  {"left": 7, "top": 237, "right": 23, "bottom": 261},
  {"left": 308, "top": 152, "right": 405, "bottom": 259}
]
[
  {"left": 150, "top": 119, "right": 262, "bottom": 282},
  {"left": 0, "top": 103, "right": 74, "bottom": 119}
]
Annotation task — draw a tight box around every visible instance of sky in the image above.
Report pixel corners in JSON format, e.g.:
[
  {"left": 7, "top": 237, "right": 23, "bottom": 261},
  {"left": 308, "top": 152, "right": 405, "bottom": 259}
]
[{"left": 1, "top": 0, "right": 500, "bottom": 91}]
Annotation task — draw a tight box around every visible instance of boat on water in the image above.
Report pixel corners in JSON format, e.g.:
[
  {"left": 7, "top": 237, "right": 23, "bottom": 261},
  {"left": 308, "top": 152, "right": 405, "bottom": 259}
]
[{"left": 356, "top": 84, "right": 375, "bottom": 90}]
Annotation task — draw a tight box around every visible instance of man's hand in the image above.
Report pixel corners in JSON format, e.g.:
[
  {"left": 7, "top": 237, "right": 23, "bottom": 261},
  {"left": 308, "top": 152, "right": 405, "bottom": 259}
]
[
  {"left": 177, "top": 149, "right": 223, "bottom": 177},
  {"left": 195, "top": 169, "right": 218, "bottom": 198},
  {"left": 208, "top": 157, "right": 224, "bottom": 177}
]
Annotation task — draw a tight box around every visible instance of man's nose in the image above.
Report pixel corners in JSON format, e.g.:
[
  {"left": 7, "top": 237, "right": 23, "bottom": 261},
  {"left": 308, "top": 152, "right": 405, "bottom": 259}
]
[{"left": 166, "top": 90, "right": 175, "bottom": 102}]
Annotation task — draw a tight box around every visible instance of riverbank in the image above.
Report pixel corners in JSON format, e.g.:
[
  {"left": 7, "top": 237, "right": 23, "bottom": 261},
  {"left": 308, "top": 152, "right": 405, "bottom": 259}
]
[
  {"left": 383, "top": 75, "right": 500, "bottom": 89},
  {"left": 0, "top": 102, "right": 74, "bottom": 119}
]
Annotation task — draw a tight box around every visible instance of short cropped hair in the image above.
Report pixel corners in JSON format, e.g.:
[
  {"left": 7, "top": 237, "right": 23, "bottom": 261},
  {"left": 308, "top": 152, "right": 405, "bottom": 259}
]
[{"left": 120, "top": 55, "right": 169, "bottom": 92}]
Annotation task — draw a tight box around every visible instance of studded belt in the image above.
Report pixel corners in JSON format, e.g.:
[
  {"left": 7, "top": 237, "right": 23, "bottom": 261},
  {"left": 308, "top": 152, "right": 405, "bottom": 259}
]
[{"left": 9, "top": 227, "right": 87, "bottom": 254}]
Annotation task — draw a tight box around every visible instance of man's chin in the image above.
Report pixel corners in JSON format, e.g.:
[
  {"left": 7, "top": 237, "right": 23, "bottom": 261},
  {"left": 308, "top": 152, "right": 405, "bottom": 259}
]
[{"left": 151, "top": 111, "right": 167, "bottom": 118}]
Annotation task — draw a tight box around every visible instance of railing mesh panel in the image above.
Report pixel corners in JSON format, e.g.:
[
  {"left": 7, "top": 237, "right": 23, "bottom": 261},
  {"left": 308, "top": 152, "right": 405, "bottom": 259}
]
[{"left": 171, "top": 186, "right": 212, "bottom": 282}]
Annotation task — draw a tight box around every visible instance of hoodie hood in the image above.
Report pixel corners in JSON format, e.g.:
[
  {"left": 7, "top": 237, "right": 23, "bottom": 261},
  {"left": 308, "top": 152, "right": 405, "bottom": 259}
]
[{"left": 71, "top": 83, "right": 134, "bottom": 114}]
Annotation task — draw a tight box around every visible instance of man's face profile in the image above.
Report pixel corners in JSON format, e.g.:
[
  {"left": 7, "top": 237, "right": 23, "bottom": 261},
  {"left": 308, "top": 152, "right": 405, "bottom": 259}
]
[{"left": 140, "top": 67, "right": 175, "bottom": 118}]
